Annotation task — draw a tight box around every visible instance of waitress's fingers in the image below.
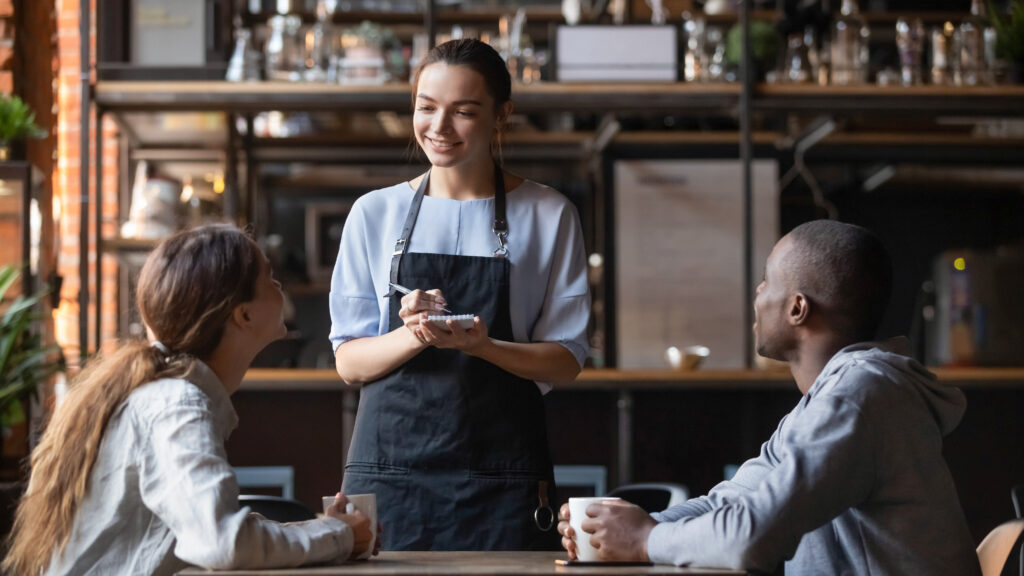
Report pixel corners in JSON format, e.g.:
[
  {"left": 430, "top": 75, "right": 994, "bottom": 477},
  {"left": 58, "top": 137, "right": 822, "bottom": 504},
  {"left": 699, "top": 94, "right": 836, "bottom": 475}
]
[
  {"left": 424, "top": 288, "right": 447, "bottom": 305},
  {"left": 401, "top": 290, "right": 446, "bottom": 314}
]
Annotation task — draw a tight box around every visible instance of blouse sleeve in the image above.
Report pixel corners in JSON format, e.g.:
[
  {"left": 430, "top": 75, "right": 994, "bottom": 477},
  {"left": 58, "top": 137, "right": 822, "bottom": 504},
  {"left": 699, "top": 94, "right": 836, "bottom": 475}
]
[
  {"left": 329, "top": 199, "right": 382, "bottom": 353},
  {"left": 530, "top": 201, "right": 591, "bottom": 387},
  {"left": 137, "top": 399, "right": 353, "bottom": 569}
]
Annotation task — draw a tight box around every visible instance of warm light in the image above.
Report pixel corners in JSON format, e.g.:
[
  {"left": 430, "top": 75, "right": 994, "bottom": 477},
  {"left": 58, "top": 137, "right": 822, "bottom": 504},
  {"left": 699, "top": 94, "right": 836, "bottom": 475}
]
[
  {"left": 213, "top": 176, "right": 225, "bottom": 194},
  {"left": 180, "top": 177, "right": 194, "bottom": 203},
  {"left": 953, "top": 257, "right": 966, "bottom": 271},
  {"left": 53, "top": 195, "right": 62, "bottom": 220}
]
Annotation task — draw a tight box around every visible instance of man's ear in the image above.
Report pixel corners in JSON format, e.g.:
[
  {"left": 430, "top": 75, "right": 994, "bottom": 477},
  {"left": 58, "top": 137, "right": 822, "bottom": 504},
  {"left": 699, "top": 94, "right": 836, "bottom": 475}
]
[{"left": 788, "top": 292, "right": 811, "bottom": 326}]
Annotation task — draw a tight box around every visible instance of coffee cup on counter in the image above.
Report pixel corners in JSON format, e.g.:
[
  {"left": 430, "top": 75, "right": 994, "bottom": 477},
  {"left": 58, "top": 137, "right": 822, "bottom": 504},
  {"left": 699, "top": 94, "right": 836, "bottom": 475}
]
[
  {"left": 568, "top": 497, "right": 622, "bottom": 562},
  {"left": 323, "top": 493, "right": 377, "bottom": 560}
]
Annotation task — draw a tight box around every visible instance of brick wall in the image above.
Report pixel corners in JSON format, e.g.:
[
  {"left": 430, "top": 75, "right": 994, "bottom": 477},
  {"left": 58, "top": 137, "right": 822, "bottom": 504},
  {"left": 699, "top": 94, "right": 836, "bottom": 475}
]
[{"left": 54, "top": 0, "right": 119, "bottom": 367}]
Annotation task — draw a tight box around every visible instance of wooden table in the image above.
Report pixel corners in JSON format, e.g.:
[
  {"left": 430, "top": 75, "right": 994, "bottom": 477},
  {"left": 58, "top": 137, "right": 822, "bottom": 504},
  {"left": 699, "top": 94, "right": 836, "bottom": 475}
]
[{"left": 176, "top": 551, "right": 745, "bottom": 575}]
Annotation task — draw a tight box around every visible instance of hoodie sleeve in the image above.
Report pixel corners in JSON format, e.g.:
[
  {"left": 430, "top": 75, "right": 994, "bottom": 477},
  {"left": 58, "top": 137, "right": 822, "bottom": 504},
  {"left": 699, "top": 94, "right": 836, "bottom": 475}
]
[{"left": 646, "top": 393, "right": 876, "bottom": 572}]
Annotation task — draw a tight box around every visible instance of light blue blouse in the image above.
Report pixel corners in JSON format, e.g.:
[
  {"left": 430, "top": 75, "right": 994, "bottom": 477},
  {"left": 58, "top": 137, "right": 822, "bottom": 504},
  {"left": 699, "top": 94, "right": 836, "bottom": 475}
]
[{"left": 328, "top": 179, "right": 590, "bottom": 393}]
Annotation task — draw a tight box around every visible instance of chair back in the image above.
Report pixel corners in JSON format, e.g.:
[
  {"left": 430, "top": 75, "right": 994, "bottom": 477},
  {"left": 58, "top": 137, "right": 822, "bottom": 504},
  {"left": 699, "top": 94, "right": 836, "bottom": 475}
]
[
  {"left": 977, "top": 519, "right": 1024, "bottom": 576},
  {"left": 1012, "top": 484, "right": 1023, "bottom": 519},
  {"left": 238, "top": 495, "right": 317, "bottom": 523},
  {"left": 605, "top": 483, "right": 689, "bottom": 513}
]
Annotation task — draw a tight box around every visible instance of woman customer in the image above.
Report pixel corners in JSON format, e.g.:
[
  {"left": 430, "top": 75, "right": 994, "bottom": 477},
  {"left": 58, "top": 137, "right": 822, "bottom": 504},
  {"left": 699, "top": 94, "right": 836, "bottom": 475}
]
[
  {"left": 330, "top": 38, "right": 590, "bottom": 550},
  {"left": 4, "top": 224, "right": 376, "bottom": 576}
]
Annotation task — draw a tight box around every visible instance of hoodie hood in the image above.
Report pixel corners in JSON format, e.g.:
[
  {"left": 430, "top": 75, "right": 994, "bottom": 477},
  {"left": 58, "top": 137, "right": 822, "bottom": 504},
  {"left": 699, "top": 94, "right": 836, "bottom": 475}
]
[{"left": 812, "top": 337, "right": 966, "bottom": 436}]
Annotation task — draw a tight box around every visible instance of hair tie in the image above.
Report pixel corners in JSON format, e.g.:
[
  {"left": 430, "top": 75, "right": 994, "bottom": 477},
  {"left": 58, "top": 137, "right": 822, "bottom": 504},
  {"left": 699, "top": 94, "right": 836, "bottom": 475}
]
[{"left": 151, "top": 341, "right": 171, "bottom": 356}]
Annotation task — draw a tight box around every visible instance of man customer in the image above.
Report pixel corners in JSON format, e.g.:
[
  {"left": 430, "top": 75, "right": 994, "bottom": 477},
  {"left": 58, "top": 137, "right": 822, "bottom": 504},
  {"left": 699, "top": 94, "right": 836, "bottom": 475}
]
[{"left": 559, "top": 220, "right": 981, "bottom": 575}]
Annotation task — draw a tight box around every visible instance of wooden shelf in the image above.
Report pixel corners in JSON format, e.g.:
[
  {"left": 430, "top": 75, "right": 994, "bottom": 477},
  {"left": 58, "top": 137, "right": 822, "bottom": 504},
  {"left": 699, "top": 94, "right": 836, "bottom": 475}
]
[
  {"left": 94, "top": 81, "right": 742, "bottom": 113},
  {"left": 240, "top": 367, "right": 1024, "bottom": 392},
  {"left": 754, "top": 84, "right": 1024, "bottom": 116},
  {"left": 102, "top": 236, "right": 161, "bottom": 252},
  {"left": 95, "top": 81, "right": 1024, "bottom": 117}
]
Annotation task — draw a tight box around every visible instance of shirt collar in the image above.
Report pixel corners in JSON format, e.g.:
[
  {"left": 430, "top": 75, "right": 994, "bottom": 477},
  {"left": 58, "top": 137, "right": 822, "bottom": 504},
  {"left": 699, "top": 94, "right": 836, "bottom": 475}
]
[{"left": 181, "top": 359, "right": 239, "bottom": 434}]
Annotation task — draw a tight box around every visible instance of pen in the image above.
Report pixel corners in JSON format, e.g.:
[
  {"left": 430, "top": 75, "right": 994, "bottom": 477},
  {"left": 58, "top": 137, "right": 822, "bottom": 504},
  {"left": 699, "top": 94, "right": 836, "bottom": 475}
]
[{"left": 389, "top": 282, "right": 453, "bottom": 313}]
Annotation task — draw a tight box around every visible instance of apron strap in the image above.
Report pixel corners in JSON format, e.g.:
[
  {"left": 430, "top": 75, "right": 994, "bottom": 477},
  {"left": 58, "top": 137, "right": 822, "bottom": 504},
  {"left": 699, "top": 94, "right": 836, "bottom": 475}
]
[
  {"left": 387, "top": 171, "right": 430, "bottom": 296},
  {"left": 387, "top": 164, "right": 510, "bottom": 296}
]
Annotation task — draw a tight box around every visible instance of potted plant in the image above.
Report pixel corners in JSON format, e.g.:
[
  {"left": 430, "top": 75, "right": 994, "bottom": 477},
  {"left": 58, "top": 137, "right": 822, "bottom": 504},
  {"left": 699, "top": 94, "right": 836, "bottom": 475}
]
[
  {"left": 991, "top": 0, "right": 1024, "bottom": 83},
  {"left": 0, "top": 95, "right": 47, "bottom": 162},
  {"left": 726, "top": 20, "right": 783, "bottom": 82},
  {"left": 0, "top": 266, "right": 64, "bottom": 479}
]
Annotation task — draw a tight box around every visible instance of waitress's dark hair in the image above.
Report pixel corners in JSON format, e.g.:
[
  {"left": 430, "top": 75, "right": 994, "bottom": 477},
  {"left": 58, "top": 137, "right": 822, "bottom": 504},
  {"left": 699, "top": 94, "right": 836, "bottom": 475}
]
[{"left": 411, "top": 38, "right": 512, "bottom": 114}]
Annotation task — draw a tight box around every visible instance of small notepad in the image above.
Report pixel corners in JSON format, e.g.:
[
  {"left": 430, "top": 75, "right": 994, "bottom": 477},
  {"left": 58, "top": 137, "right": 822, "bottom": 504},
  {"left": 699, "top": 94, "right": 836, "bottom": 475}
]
[{"left": 427, "top": 314, "right": 476, "bottom": 330}]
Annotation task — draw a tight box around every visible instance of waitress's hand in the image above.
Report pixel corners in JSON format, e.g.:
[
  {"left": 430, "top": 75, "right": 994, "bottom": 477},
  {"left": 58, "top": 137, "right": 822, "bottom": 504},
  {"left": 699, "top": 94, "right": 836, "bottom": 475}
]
[
  {"left": 416, "top": 313, "right": 489, "bottom": 352},
  {"left": 398, "top": 289, "right": 447, "bottom": 342}
]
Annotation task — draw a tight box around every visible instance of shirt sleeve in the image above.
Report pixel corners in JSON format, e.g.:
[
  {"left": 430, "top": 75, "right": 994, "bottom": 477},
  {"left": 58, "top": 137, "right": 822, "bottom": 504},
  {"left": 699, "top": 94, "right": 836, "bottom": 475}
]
[
  {"left": 329, "top": 199, "right": 382, "bottom": 353},
  {"left": 646, "top": 396, "right": 875, "bottom": 572},
  {"left": 530, "top": 200, "right": 591, "bottom": 387},
  {"left": 137, "top": 400, "right": 353, "bottom": 570}
]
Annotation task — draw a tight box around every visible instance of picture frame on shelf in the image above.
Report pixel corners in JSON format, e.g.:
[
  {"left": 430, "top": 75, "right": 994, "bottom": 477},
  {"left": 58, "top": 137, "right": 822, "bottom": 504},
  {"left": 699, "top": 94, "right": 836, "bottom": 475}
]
[{"left": 305, "top": 202, "right": 352, "bottom": 284}]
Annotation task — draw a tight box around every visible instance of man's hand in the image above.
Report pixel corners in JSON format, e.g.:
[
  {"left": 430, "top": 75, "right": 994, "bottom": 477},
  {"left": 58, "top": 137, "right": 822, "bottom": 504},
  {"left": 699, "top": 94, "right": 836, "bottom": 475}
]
[
  {"left": 581, "top": 500, "right": 657, "bottom": 562},
  {"left": 557, "top": 502, "right": 579, "bottom": 560}
]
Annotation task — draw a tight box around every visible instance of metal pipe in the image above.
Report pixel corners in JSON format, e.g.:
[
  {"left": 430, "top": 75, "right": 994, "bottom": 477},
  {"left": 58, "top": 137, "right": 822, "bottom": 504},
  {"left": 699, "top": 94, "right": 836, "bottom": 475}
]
[
  {"left": 79, "top": 0, "right": 92, "bottom": 361},
  {"left": 95, "top": 110, "right": 103, "bottom": 349},
  {"left": 739, "top": 0, "right": 754, "bottom": 369}
]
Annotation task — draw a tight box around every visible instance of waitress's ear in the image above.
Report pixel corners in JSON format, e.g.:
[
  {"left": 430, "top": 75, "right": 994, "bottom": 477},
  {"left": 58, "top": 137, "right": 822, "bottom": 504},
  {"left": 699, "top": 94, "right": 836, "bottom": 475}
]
[{"left": 497, "top": 101, "right": 513, "bottom": 128}]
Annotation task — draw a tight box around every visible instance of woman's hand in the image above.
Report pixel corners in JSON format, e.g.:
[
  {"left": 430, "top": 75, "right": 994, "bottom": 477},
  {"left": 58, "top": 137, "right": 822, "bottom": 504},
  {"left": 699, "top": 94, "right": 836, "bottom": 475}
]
[
  {"left": 397, "top": 289, "right": 447, "bottom": 342},
  {"left": 416, "top": 313, "right": 490, "bottom": 353},
  {"left": 324, "top": 492, "right": 374, "bottom": 559}
]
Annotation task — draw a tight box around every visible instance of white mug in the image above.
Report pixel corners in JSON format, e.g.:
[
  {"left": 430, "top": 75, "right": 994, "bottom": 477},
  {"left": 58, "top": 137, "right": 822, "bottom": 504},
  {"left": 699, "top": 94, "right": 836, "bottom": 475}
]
[
  {"left": 323, "top": 493, "right": 377, "bottom": 560},
  {"left": 568, "top": 497, "right": 621, "bottom": 562}
]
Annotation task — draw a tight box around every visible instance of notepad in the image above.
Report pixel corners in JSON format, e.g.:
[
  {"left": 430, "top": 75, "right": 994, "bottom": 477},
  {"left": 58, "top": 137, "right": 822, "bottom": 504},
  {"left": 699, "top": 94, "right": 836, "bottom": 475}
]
[{"left": 426, "top": 314, "right": 476, "bottom": 331}]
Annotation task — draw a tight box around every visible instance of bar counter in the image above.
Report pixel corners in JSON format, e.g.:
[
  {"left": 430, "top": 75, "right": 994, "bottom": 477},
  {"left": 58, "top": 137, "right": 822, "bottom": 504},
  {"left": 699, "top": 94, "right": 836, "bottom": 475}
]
[{"left": 175, "top": 551, "right": 745, "bottom": 575}]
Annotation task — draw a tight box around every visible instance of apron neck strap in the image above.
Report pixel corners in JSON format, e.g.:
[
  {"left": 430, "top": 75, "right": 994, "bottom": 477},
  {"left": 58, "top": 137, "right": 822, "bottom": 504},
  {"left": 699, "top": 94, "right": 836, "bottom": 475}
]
[{"left": 388, "top": 164, "right": 508, "bottom": 295}]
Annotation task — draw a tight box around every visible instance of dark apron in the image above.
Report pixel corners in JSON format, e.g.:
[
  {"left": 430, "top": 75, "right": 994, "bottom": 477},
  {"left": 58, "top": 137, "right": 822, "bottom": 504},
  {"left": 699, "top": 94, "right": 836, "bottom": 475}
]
[{"left": 343, "top": 166, "right": 559, "bottom": 551}]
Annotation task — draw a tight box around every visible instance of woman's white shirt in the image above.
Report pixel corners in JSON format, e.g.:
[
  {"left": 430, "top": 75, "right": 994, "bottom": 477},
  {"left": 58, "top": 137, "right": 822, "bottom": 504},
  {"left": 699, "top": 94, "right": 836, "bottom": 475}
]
[
  {"left": 45, "top": 360, "right": 353, "bottom": 576},
  {"left": 328, "top": 179, "right": 591, "bottom": 393}
]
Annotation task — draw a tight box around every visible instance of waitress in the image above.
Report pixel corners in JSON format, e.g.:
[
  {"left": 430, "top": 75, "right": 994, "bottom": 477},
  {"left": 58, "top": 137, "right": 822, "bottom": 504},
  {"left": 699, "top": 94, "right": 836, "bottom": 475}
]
[{"left": 329, "top": 38, "right": 590, "bottom": 551}]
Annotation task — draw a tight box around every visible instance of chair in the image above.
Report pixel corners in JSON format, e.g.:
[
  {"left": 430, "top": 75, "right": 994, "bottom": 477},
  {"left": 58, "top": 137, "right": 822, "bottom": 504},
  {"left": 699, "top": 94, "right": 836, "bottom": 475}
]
[
  {"left": 553, "top": 465, "right": 607, "bottom": 498},
  {"left": 1012, "top": 484, "right": 1023, "bottom": 519},
  {"left": 605, "top": 483, "right": 689, "bottom": 513},
  {"left": 977, "top": 519, "right": 1024, "bottom": 576},
  {"left": 233, "top": 466, "right": 295, "bottom": 500},
  {"left": 238, "top": 495, "right": 317, "bottom": 523}
]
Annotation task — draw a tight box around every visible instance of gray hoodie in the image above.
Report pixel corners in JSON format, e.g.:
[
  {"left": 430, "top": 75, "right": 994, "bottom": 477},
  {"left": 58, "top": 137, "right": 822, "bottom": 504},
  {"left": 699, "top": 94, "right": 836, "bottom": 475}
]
[{"left": 646, "top": 340, "right": 981, "bottom": 575}]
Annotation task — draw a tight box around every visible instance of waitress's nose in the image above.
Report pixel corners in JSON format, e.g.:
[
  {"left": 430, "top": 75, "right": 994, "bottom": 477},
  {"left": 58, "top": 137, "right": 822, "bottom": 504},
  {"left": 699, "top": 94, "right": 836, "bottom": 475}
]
[{"left": 432, "top": 110, "right": 452, "bottom": 135}]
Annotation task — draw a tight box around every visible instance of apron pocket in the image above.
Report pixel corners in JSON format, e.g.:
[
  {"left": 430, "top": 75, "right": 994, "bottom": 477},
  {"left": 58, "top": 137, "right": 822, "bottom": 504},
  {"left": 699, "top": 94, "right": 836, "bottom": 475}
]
[{"left": 345, "top": 461, "right": 411, "bottom": 477}]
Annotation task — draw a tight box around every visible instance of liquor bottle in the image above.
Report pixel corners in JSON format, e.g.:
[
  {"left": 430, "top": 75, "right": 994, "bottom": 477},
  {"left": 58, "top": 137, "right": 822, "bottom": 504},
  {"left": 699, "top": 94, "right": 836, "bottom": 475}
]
[
  {"left": 830, "top": 0, "right": 870, "bottom": 85},
  {"left": 958, "top": 0, "right": 995, "bottom": 85}
]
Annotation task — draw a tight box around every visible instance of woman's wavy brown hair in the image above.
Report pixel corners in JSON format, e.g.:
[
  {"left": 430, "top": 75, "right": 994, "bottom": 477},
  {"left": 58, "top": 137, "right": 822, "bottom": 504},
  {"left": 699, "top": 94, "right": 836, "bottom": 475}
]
[{"left": 2, "top": 224, "right": 262, "bottom": 576}]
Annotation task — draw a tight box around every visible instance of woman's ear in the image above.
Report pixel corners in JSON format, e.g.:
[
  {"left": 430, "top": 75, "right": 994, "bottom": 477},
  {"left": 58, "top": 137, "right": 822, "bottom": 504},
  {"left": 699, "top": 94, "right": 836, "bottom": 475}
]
[
  {"left": 231, "top": 304, "right": 251, "bottom": 328},
  {"left": 497, "top": 101, "right": 513, "bottom": 127}
]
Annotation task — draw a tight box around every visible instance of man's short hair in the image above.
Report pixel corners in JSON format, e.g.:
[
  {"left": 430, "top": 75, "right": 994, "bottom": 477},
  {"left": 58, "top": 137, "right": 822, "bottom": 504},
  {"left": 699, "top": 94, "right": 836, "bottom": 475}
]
[{"left": 787, "top": 220, "right": 893, "bottom": 341}]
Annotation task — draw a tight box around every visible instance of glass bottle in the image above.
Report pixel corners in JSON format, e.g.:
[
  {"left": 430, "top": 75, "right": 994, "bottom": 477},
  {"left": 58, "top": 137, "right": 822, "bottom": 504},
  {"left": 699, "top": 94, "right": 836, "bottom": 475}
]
[
  {"left": 895, "top": 17, "right": 924, "bottom": 86},
  {"left": 830, "top": 0, "right": 869, "bottom": 85},
  {"left": 783, "top": 33, "right": 811, "bottom": 83},
  {"left": 958, "top": 0, "right": 995, "bottom": 86}
]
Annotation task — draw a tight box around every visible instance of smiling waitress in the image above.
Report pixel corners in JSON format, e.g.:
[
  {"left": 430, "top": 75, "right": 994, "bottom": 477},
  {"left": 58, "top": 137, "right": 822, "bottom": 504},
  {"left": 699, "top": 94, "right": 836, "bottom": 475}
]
[{"left": 328, "top": 39, "right": 590, "bottom": 551}]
